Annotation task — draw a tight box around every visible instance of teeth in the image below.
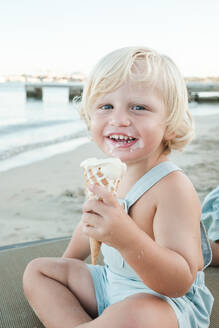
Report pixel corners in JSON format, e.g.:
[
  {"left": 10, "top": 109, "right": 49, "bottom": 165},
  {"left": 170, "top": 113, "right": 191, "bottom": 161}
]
[{"left": 109, "top": 135, "right": 135, "bottom": 141}]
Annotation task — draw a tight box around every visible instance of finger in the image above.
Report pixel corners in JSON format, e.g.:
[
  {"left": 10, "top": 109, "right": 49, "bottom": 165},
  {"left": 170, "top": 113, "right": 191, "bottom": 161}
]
[
  {"left": 89, "top": 184, "right": 119, "bottom": 207},
  {"left": 83, "top": 199, "right": 110, "bottom": 220},
  {"left": 82, "top": 212, "right": 102, "bottom": 228},
  {"left": 82, "top": 223, "right": 102, "bottom": 240},
  {"left": 82, "top": 198, "right": 104, "bottom": 214},
  {"left": 82, "top": 213, "right": 103, "bottom": 240}
]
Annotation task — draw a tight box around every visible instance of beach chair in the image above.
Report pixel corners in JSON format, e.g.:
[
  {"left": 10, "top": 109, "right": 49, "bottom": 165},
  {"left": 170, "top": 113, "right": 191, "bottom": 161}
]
[{"left": 0, "top": 237, "right": 218, "bottom": 328}]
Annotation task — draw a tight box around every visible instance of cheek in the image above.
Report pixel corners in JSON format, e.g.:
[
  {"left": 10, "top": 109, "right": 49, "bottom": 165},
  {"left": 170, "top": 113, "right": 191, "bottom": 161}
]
[
  {"left": 90, "top": 120, "right": 103, "bottom": 144},
  {"left": 90, "top": 113, "right": 102, "bottom": 127},
  {"left": 90, "top": 124, "right": 98, "bottom": 140},
  {"left": 143, "top": 119, "right": 166, "bottom": 134},
  {"left": 140, "top": 122, "right": 166, "bottom": 146}
]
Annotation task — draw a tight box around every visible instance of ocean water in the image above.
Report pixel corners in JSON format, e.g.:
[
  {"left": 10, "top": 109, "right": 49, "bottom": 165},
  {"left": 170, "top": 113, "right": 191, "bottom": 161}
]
[
  {"left": 0, "top": 83, "right": 218, "bottom": 172},
  {"left": 0, "top": 83, "right": 88, "bottom": 172}
]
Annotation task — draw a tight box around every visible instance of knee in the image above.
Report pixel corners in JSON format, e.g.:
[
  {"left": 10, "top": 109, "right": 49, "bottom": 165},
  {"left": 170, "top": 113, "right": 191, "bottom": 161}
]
[
  {"left": 23, "top": 257, "right": 47, "bottom": 297},
  {"left": 23, "top": 257, "right": 82, "bottom": 297}
]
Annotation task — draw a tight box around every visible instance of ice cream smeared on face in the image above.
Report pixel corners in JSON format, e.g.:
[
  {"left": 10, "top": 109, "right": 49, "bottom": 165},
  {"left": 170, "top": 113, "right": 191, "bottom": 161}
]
[{"left": 130, "top": 138, "right": 144, "bottom": 152}]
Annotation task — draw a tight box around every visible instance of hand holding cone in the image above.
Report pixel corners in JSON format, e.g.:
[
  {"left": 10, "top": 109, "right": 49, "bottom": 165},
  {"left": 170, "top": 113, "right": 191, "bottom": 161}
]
[{"left": 80, "top": 158, "right": 126, "bottom": 265}]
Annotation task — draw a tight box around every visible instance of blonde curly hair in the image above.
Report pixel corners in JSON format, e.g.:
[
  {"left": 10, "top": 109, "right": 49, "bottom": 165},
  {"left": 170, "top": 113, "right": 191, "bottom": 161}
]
[{"left": 76, "top": 46, "right": 194, "bottom": 153}]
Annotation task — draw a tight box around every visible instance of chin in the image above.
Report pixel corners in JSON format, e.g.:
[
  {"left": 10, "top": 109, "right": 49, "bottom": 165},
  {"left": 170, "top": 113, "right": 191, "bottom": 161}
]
[{"left": 104, "top": 150, "right": 138, "bottom": 163}]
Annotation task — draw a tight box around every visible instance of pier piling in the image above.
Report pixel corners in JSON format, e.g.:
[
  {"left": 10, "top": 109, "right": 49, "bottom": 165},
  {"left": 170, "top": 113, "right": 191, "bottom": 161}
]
[
  {"left": 25, "top": 86, "right": 43, "bottom": 100},
  {"left": 69, "top": 85, "right": 83, "bottom": 101}
]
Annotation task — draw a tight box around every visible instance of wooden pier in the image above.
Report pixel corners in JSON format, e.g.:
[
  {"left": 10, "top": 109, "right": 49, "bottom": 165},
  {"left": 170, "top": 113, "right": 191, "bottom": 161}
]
[
  {"left": 25, "top": 81, "right": 219, "bottom": 102},
  {"left": 187, "top": 82, "right": 219, "bottom": 102},
  {"left": 25, "top": 82, "right": 84, "bottom": 101}
]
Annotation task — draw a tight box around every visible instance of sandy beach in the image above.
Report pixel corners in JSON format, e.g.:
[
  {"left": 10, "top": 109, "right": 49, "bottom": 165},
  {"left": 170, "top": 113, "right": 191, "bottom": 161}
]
[{"left": 0, "top": 113, "right": 219, "bottom": 247}]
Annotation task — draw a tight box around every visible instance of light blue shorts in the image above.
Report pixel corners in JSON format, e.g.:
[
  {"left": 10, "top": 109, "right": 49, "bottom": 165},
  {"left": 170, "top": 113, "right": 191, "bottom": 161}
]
[{"left": 87, "top": 264, "right": 213, "bottom": 328}]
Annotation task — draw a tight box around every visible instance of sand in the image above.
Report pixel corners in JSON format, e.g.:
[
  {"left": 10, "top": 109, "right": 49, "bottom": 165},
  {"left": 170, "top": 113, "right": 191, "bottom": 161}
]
[{"left": 0, "top": 113, "right": 218, "bottom": 247}]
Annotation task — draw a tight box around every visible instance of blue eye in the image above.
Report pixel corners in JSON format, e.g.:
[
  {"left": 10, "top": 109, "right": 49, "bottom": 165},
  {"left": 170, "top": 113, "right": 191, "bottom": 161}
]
[
  {"left": 132, "top": 105, "right": 146, "bottom": 111},
  {"left": 101, "top": 104, "right": 113, "bottom": 110}
]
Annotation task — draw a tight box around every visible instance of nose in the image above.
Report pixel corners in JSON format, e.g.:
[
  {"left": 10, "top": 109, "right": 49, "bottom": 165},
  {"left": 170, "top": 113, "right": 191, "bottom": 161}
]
[{"left": 109, "top": 109, "right": 131, "bottom": 127}]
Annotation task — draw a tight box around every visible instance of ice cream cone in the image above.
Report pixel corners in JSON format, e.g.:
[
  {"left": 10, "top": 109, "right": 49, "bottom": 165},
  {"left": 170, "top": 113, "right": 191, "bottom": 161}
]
[
  {"left": 89, "top": 236, "right": 102, "bottom": 266},
  {"left": 80, "top": 158, "right": 126, "bottom": 265}
]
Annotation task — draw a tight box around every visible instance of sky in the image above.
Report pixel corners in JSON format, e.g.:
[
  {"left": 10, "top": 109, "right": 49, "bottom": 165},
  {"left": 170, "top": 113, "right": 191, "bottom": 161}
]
[{"left": 0, "top": 0, "right": 219, "bottom": 77}]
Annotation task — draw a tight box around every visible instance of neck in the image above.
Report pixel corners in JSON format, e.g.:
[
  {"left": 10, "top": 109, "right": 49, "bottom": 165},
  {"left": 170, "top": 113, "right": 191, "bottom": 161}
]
[{"left": 118, "top": 153, "right": 169, "bottom": 198}]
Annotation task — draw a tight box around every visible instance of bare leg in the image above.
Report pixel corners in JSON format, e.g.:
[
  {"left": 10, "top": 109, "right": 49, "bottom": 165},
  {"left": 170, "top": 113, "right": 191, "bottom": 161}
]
[
  {"left": 23, "top": 257, "right": 98, "bottom": 328},
  {"left": 75, "top": 293, "right": 178, "bottom": 328},
  {"left": 210, "top": 240, "right": 219, "bottom": 266}
]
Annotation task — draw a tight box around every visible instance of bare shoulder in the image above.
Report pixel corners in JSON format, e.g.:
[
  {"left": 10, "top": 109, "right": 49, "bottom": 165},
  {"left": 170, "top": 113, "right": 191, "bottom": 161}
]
[
  {"left": 154, "top": 169, "right": 202, "bottom": 231},
  {"left": 129, "top": 169, "right": 201, "bottom": 235},
  {"left": 156, "top": 169, "right": 201, "bottom": 211}
]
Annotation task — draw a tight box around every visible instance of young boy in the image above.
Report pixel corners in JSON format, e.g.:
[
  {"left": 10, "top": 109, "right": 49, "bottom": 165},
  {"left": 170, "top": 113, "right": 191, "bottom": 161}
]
[{"left": 23, "top": 46, "right": 214, "bottom": 328}]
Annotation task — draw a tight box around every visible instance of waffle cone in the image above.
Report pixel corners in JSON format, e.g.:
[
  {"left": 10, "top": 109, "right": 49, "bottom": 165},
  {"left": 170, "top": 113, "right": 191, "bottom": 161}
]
[
  {"left": 89, "top": 237, "right": 102, "bottom": 265},
  {"left": 83, "top": 167, "right": 120, "bottom": 265}
]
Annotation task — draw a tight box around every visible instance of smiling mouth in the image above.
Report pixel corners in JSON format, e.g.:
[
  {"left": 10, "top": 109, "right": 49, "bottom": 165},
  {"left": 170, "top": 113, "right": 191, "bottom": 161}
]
[{"left": 106, "top": 134, "right": 138, "bottom": 147}]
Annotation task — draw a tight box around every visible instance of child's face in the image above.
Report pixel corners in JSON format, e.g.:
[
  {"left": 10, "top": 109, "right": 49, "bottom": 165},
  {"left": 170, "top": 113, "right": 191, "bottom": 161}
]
[{"left": 89, "top": 79, "right": 169, "bottom": 165}]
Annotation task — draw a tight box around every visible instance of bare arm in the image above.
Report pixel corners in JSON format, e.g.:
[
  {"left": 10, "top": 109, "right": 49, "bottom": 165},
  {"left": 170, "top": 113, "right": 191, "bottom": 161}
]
[
  {"left": 117, "top": 173, "right": 202, "bottom": 297},
  {"left": 62, "top": 221, "right": 91, "bottom": 259},
  {"left": 118, "top": 225, "right": 196, "bottom": 298}
]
